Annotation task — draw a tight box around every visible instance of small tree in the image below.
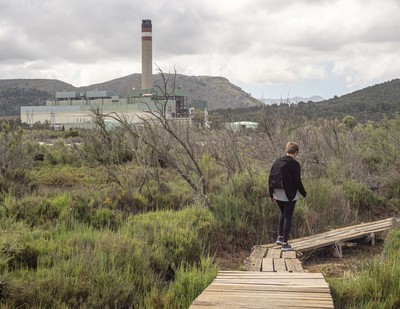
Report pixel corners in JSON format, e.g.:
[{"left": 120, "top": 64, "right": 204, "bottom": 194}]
[{"left": 88, "top": 67, "right": 209, "bottom": 205}]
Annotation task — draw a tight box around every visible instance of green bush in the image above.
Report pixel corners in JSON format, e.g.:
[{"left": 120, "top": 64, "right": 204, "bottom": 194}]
[
  {"left": 209, "top": 172, "right": 276, "bottom": 249},
  {"left": 157, "top": 257, "right": 218, "bottom": 308},
  {"left": 5, "top": 192, "right": 70, "bottom": 227},
  {"left": 329, "top": 227, "right": 400, "bottom": 308},
  {"left": 42, "top": 140, "right": 82, "bottom": 166},
  {"left": 298, "top": 178, "right": 353, "bottom": 233},
  {"left": 0, "top": 207, "right": 217, "bottom": 308},
  {"left": 0, "top": 218, "right": 38, "bottom": 273},
  {"left": 142, "top": 179, "right": 193, "bottom": 211},
  {"left": 342, "top": 180, "right": 383, "bottom": 211}
]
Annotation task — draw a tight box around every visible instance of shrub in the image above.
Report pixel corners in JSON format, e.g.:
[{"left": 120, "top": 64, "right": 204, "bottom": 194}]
[
  {"left": 156, "top": 257, "right": 218, "bottom": 308},
  {"left": 342, "top": 179, "right": 383, "bottom": 212},
  {"left": 5, "top": 192, "right": 70, "bottom": 227},
  {"left": 293, "top": 178, "right": 353, "bottom": 235},
  {"left": 0, "top": 218, "right": 38, "bottom": 273},
  {"left": 142, "top": 178, "right": 193, "bottom": 211},
  {"left": 209, "top": 172, "right": 276, "bottom": 249},
  {"left": 329, "top": 227, "right": 400, "bottom": 308},
  {"left": 0, "top": 207, "right": 217, "bottom": 308}
]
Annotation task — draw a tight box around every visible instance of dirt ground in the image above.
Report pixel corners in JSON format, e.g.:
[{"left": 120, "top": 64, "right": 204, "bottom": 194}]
[{"left": 302, "top": 240, "right": 385, "bottom": 278}]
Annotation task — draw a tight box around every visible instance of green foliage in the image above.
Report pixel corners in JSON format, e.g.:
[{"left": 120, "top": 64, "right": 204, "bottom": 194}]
[
  {"left": 158, "top": 257, "right": 218, "bottom": 308},
  {"left": 42, "top": 140, "right": 82, "bottom": 166},
  {"left": 329, "top": 227, "right": 400, "bottom": 309},
  {"left": 124, "top": 206, "right": 216, "bottom": 268},
  {"left": 209, "top": 172, "right": 276, "bottom": 249},
  {"left": 0, "top": 124, "right": 34, "bottom": 194},
  {"left": 5, "top": 192, "right": 70, "bottom": 227},
  {"left": 342, "top": 180, "right": 383, "bottom": 211},
  {"left": 293, "top": 178, "right": 353, "bottom": 235},
  {"left": 357, "top": 118, "right": 400, "bottom": 173},
  {"left": 0, "top": 218, "right": 38, "bottom": 273},
  {"left": 0, "top": 207, "right": 217, "bottom": 308},
  {"left": 342, "top": 115, "right": 358, "bottom": 131},
  {"left": 142, "top": 178, "right": 193, "bottom": 211},
  {"left": 31, "top": 166, "right": 85, "bottom": 189},
  {"left": 0, "top": 87, "right": 50, "bottom": 116},
  {"left": 213, "top": 79, "right": 400, "bottom": 123}
]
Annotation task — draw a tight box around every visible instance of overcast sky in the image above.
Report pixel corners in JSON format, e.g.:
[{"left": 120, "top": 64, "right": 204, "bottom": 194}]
[{"left": 1, "top": 0, "right": 400, "bottom": 99}]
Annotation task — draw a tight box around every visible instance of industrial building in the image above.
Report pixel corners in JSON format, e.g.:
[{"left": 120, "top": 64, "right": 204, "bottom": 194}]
[{"left": 20, "top": 19, "right": 192, "bottom": 130}]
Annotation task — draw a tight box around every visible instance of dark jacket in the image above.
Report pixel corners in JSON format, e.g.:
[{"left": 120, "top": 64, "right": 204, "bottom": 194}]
[{"left": 268, "top": 155, "right": 307, "bottom": 201}]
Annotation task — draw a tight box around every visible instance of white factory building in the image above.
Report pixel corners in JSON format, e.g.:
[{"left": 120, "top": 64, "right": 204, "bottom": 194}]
[
  {"left": 21, "top": 88, "right": 185, "bottom": 130},
  {"left": 20, "top": 19, "right": 193, "bottom": 130}
]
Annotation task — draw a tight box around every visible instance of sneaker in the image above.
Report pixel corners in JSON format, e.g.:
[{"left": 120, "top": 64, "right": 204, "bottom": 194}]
[
  {"left": 275, "top": 236, "right": 284, "bottom": 245},
  {"left": 281, "top": 242, "right": 292, "bottom": 251}
]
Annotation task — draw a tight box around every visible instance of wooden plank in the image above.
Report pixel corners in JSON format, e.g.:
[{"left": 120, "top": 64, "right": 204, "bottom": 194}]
[
  {"left": 277, "top": 217, "right": 399, "bottom": 253},
  {"left": 281, "top": 251, "right": 297, "bottom": 259},
  {"left": 262, "top": 258, "right": 274, "bottom": 272},
  {"left": 192, "top": 294, "right": 334, "bottom": 308},
  {"left": 190, "top": 271, "right": 334, "bottom": 309},
  {"left": 285, "top": 258, "right": 304, "bottom": 272},
  {"left": 244, "top": 245, "right": 267, "bottom": 271},
  {"left": 191, "top": 300, "right": 334, "bottom": 309},
  {"left": 217, "top": 271, "right": 324, "bottom": 278},
  {"left": 266, "top": 248, "right": 282, "bottom": 258},
  {"left": 206, "top": 283, "right": 331, "bottom": 292},
  {"left": 273, "top": 258, "right": 287, "bottom": 272}
]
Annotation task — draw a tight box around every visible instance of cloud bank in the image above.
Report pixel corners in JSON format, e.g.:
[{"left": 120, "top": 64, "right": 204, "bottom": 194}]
[{"left": 1, "top": 0, "right": 400, "bottom": 98}]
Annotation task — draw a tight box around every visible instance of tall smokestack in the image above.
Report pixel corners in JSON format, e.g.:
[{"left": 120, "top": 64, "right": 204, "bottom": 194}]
[{"left": 141, "top": 19, "right": 152, "bottom": 90}]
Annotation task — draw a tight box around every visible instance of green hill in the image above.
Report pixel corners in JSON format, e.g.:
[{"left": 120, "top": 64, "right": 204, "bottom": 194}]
[
  {"left": 0, "top": 74, "right": 261, "bottom": 116},
  {"left": 213, "top": 78, "right": 400, "bottom": 123}
]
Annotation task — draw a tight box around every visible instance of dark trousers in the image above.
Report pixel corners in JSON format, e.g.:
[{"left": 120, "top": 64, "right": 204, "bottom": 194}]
[{"left": 276, "top": 200, "right": 296, "bottom": 243}]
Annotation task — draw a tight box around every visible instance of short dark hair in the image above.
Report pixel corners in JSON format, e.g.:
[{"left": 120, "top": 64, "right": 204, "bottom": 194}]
[{"left": 286, "top": 142, "right": 299, "bottom": 154}]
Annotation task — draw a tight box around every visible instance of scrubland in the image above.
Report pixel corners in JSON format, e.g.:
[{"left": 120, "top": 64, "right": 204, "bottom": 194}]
[{"left": 1, "top": 112, "right": 399, "bottom": 308}]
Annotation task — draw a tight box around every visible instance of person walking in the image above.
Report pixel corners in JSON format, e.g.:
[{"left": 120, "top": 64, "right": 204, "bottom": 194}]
[{"left": 268, "top": 142, "right": 307, "bottom": 251}]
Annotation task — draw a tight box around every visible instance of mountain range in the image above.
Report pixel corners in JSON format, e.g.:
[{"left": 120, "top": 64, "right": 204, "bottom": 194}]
[
  {"left": 214, "top": 78, "right": 400, "bottom": 123},
  {"left": 261, "top": 96, "right": 324, "bottom": 105},
  {"left": 1, "top": 75, "right": 400, "bottom": 120},
  {"left": 0, "top": 74, "right": 263, "bottom": 116}
]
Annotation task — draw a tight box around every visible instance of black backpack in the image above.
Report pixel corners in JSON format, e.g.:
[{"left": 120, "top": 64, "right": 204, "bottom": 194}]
[{"left": 269, "top": 159, "right": 286, "bottom": 188}]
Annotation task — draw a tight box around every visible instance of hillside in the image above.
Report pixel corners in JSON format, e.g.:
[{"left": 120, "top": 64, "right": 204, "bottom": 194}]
[
  {"left": 214, "top": 78, "right": 400, "bottom": 123},
  {"left": 298, "top": 78, "right": 400, "bottom": 121},
  {"left": 0, "top": 74, "right": 262, "bottom": 116}
]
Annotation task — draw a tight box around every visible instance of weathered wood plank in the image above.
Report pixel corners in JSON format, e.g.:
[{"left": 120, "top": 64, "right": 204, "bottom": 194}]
[
  {"left": 190, "top": 271, "right": 334, "bottom": 308},
  {"left": 273, "top": 258, "right": 287, "bottom": 272},
  {"left": 266, "top": 248, "right": 282, "bottom": 258},
  {"left": 244, "top": 245, "right": 267, "bottom": 271},
  {"left": 280, "top": 217, "right": 399, "bottom": 253},
  {"left": 262, "top": 258, "right": 274, "bottom": 272},
  {"left": 217, "top": 271, "right": 324, "bottom": 278},
  {"left": 285, "top": 258, "right": 304, "bottom": 272},
  {"left": 281, "top": 251, "right": 297, "bottom": 259}
]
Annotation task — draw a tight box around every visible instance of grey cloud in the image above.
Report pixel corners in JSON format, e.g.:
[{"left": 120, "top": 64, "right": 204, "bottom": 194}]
[{"left": 1, "top": 0, "right": 400, "bottom": 98}]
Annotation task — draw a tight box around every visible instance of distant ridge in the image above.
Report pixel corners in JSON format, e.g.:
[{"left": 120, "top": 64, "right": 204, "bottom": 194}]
[
  {"left": 261, "top": 95, "right": 324, "bottom": 105},
  {"left": 213, "top": 78, "right": 400, "bottom": 123},
  {"left": 0, "top": 74, "right": 262, "bottom": 116}
]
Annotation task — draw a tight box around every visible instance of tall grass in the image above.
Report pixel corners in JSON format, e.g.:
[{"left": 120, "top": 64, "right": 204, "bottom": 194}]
[
  {"left": 208, "top": 171, "right": 279, "bottom": 249},
  {"left": 329, "top": 227, "right": 400, "bottom": 309},
  {"left": 0, "top": 207, "right": 217, "bottom": 308}
]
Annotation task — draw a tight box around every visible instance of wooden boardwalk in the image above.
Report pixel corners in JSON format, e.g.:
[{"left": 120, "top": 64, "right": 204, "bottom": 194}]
[
  {"left": 191, "top": 217, "right": 399, "bottom": 308},
  {"left": 190, "top": 271, "right": 334, "bottom": 308},
  {"left": 245, "top": 217, "right": 400, "bottom": 271}
]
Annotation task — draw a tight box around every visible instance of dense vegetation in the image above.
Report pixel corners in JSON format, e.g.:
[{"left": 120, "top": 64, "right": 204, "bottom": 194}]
[
  {"left": 0, "top": 105, "right": 400, "bottom": 307},
  {"left": 0, "top": 88, "right": 51, "bottom": 116}
]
